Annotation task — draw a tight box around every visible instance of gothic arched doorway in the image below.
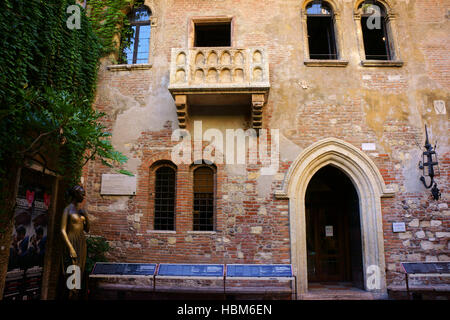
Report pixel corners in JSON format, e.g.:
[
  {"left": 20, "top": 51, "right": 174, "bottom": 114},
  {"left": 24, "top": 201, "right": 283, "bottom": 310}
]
[
  {"left": 305, "top": 165, "right": 364, "bottom": 288},
  {"left": 275, "top": 138, "right": 395, "bottom": 297}
]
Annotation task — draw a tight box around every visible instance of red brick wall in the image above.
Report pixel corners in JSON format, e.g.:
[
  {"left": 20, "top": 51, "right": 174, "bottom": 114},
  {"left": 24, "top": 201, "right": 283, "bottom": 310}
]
[{"left": 81, "top": 0, "right": 449, "bottom": 293}]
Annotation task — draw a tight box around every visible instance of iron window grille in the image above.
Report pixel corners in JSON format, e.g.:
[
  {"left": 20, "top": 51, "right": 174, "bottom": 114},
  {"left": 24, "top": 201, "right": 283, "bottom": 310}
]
[
  {"left": 154, "top": 166, "right": 176, "bottom": 230},
  {"left": 193, "top": 167, "right": 215, "bottom": 231}
]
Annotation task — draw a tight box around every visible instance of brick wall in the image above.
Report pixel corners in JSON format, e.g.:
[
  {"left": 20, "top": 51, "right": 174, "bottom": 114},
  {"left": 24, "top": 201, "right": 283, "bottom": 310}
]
[{"left": 82, "top": 0, "right": 449, "bottom": 294}]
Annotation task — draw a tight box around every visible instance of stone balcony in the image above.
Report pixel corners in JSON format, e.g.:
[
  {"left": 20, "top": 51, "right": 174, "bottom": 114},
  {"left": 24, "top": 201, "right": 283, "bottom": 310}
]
[{"left": 168, "top": 48, "right": 270, "bottom": 129}]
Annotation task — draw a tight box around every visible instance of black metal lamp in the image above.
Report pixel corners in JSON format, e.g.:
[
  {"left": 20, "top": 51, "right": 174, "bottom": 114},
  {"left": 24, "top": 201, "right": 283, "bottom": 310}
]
[{"left": 419, "top": 125, "right": 441, "bottom": 200}]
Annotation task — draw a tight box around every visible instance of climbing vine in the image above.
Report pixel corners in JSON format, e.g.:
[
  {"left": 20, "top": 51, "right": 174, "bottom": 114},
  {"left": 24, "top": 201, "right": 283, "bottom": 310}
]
[
  {"left": 87, "top": 0, "right": 143, "bottom": 63},
  {"left": 0, "top": 0, "right": 146, "bottom": 298},
  {"left": 0, "top": 0, "right": 133, "bottom": 228}
]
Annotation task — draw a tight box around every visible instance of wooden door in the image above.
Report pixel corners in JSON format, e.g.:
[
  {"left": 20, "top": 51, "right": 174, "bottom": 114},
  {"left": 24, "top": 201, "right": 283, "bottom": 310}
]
[{"left": 306, "top": 203, "right": 350, "bottom": 282}]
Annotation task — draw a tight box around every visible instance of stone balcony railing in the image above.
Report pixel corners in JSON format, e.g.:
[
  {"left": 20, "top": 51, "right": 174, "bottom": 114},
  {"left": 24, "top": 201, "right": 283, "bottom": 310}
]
[
  {"left": 168, "top": 48, "right": 270, "bottom": 129},
  {"left": 168, "top": 47, "right": 270, "bottom": 93}
]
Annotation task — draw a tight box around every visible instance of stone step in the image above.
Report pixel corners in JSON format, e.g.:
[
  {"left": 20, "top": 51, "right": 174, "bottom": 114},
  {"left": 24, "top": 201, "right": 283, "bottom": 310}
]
[{"left": 301, "top": 290, "right": 376, "bottom": 300}]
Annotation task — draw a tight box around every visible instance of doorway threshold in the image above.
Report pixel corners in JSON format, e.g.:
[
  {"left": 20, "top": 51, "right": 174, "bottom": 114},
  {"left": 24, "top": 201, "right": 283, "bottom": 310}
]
[{"left": 301, "top": 282, "right": 376, "bottom": 300}]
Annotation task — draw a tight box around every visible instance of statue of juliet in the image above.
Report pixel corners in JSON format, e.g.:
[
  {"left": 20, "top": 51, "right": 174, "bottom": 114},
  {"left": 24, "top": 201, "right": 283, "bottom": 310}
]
[{"left": 61, "top": 185, "right": 90, "bottom": 299}]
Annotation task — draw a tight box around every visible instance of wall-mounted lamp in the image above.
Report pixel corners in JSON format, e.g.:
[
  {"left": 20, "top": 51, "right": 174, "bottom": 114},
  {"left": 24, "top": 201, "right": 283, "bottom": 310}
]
[{"left": 419, "top": 125, "right": 441, "bottom": 200}]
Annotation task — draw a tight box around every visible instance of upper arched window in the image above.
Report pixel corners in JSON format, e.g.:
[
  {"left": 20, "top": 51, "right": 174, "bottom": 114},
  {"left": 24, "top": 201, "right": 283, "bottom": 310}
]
[
  {"left": 123, "top": 5, "right": 151, "bottom": 64},
  {"left": 193, "top": 166, "right": 215, "bottom": 231},
  {"left": 306, "top": 2, "right": 337, "bottom": 60},
  {"left": 358, "top": 2, "right": 392, "bottom": 60},
  {"left": 306, "top": 2, "right": 332, "bottom": 15}
]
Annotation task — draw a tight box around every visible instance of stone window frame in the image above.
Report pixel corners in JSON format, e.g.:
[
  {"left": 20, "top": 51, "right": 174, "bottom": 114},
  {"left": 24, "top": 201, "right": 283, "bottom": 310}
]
[
  {"left": 301, "top": 0, "right": 349, "bottom": 67},
  {"left": 150, "top": 160, "right": 178, "bottom": 231},
  {"left": 353, "top": 0, "right": 404, "bottom": 67},
  {"left": 188, "top": 16, "right": 235, "bottom": 49},
  {"left": 190, "top": 162, "right": 218, "bottom": 232},
  {"left": 107, "top": 2, "right": 158, "bottom": 71}
]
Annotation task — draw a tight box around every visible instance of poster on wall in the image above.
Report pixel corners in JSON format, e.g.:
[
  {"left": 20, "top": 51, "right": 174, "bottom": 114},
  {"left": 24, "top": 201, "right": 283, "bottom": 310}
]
[{"left": 4, "top": 170, "right": 52, "bottom": 300}]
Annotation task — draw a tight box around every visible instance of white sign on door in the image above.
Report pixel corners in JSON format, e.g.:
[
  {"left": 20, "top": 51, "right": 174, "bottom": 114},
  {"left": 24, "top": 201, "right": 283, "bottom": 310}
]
[{"left": 325, "top": 225, "right": 333, "bottom": 237}]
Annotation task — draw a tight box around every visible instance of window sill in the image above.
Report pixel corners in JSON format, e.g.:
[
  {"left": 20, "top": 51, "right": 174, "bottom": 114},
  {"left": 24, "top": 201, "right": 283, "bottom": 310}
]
[
  {"left": 304, "top": 59, "right": 349, "bottom": 67},
  {"left": 146, "top": 230, "right": 176, "bottom": 234},
  {"left": 361, "top": 60, "right": 404, "bottom": 67},
  {"left": 187, "top": 231, "right": 217, "bottom": 235},
  {"left": 106, "top": 63, "right": 153, "bottom": 71}
]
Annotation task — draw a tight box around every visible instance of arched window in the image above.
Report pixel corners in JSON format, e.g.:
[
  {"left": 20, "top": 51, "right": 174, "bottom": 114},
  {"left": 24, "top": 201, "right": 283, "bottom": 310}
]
[
  {"left": 193, "top": 166, "right": 215, "bottom": 231},
  {"left": 359, "top": 2, "right": 391, "bottom": 60},
  {"left": 306, "top": 2, "right": 337, "bottom": 60},
  {"left": 123, "top": 5, "right": 151, "bottom": 64},
  {"left": 154, "top": 166, "right": 176, "bottom": 230}
]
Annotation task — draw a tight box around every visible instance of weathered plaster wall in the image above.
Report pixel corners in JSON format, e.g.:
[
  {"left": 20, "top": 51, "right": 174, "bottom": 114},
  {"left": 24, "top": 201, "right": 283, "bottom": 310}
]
[{"left": 84, "top": 0, "right": 449, "bottom": 290}]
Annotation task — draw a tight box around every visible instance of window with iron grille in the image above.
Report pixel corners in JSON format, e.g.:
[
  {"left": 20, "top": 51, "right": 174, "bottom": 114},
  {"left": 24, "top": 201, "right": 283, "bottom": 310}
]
[
  {"left": 123, "top": 6, "right": 151, "bottom": 64},
  {"left": 193, "top": 167, "right": 215, "bottom": 231},
  {"left": 306, "top": 2, "right": 338, "bottom": 60},
  {"left": 154, "top": 166, "right": 176, "bottom": 230}
]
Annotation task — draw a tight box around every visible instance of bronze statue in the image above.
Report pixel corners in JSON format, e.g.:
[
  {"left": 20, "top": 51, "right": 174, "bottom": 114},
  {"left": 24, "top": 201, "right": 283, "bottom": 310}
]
[{"left": 61, "top": 185, "right": 89, "bottom": 299}]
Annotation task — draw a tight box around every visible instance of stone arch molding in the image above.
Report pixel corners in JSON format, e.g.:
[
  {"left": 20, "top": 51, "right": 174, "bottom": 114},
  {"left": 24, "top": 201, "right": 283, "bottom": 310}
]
[
  {"left": 301, "top": 0, "right": 342, "bottom": 14},
  {"left": 275, "top": 138, "right": 395, "bottom": 298},
  {"left": 353, "top": 0, "right": 396, "bottom": 15},
  {"left": 300, "top": 0, "right": 342, "bottom": 25}
]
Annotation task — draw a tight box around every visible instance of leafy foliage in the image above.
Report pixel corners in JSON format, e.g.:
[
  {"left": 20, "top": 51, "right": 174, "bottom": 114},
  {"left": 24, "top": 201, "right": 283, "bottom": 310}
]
[
  {"left": 86, "top": 236, "right": 111, "bottom": 273},
  {"left": 88, "top": 0, "right": 137, "bottom": 64},
  {"left": 0, "top": 0, "right": 132, "bottom": 223}
]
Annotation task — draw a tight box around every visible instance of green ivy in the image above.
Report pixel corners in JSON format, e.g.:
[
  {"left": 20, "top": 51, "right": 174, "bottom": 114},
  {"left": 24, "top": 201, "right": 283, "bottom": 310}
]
[
  {"left": 0, "top": 0, "right": 132, "bottom": 228},
  {"left": 87, "top": 0, "right": 139, "bottom": 64},
  {"left": 86, "top": 236, "right": 111, "bottom": 273}
]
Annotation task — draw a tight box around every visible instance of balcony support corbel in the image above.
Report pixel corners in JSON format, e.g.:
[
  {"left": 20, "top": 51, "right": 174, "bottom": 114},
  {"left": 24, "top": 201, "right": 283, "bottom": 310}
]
[
  {"left": 252, "top": 94, "right": 266, "bottom": 130},
  {"left": 175, "top": 95, "right": 188, "bottom": 129}
]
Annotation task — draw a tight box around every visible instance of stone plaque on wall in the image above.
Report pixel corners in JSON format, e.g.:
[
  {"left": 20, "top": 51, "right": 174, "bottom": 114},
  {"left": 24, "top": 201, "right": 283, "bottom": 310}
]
[
  {"left": 433, "top": 100, "right": 446, "bottom": 114},
  {"left": 100, "top": 174, "right": 136, "bottom": 195}
]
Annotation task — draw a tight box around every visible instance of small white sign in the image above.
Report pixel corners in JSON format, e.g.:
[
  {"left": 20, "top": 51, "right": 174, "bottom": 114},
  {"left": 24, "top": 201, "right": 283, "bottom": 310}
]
[
  {"left": 325, "top": 225, "right": 333, "bottom": 237},
  {"left": 362, "top": 143, "right": 376, "bottom": 151},
  {"left": 388, "top": 75, "right": 402, "bottom": 82},
  {"left": 392, "top": 222, "right": 406, "bottom": 233},
  {"left": 101, "top": 174, "right": 136, "bottom": 195}
]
